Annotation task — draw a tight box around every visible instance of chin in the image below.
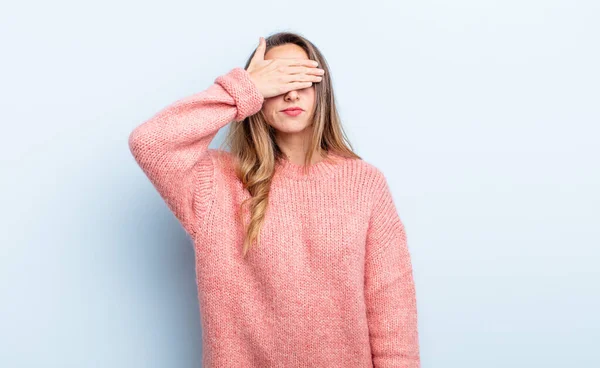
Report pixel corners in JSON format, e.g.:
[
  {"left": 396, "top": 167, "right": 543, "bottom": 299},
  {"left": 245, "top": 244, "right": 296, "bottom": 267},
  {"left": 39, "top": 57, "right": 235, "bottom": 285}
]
[{"left": 273, "top": 120, "right": 311, "bottom": 133}]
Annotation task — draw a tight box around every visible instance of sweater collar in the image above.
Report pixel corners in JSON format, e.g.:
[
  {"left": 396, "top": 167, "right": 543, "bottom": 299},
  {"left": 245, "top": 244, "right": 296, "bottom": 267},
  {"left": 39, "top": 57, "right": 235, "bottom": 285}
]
[{"left": 274, "top": 151, "right": 346, "bottom": 181}]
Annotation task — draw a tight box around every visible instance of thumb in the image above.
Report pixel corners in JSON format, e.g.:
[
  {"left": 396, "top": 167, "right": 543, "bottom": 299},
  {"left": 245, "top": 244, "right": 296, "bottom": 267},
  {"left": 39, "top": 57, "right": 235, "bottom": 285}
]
[{"left": 252, "top": 36, "right": 266, "bottom": 63}]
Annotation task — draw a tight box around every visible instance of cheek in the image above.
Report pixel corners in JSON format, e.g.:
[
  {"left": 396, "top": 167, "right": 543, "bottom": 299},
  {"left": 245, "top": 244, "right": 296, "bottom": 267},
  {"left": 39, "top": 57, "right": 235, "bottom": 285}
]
[
  {"left": 304, "top": 86, "right": 316, "bottom": 101},
  {"left": 261, "top": 100, "right": 278, "bottom": 122},
  {"left": 303, "top": 90, "right": 316, "bottom": 112}
]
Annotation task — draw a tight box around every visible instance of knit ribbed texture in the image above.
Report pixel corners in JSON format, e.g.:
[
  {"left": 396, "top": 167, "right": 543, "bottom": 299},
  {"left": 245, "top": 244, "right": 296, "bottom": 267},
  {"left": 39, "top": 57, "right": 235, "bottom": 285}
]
[{"left": 128, "top": 67, "right": 420, "bottom": 367}]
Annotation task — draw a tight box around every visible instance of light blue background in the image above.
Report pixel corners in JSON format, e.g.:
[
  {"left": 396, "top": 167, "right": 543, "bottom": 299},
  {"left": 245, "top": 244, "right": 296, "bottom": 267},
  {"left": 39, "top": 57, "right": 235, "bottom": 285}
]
[{"left": 1, "top": 1, "right": 598, "bottom": 367}]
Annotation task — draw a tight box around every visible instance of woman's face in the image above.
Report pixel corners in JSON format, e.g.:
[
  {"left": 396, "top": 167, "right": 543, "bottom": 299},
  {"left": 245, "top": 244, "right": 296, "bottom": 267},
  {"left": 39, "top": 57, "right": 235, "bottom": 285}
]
[{"left": 262, "top": 44, "right": 316, "bottom": 135}]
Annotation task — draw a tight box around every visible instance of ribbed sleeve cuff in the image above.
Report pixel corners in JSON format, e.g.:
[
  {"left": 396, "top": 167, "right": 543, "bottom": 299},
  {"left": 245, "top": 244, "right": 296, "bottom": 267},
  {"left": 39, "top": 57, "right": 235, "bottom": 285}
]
[{"left": 214, "top": 67, "right": 264, "bottom": 122}]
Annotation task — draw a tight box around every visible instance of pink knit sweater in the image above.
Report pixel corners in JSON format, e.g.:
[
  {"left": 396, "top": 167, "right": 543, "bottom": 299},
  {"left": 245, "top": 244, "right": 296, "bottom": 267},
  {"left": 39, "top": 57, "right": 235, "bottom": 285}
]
[{"left": 128, "top": 67, "right": 420, "bottom": 367}]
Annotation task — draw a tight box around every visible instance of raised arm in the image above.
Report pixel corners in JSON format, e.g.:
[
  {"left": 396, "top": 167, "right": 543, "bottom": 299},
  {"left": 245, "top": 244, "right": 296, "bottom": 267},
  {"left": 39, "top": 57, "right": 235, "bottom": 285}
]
[
  {"left": 128, "top": 67, "right": 264, "bottom": 238},
  {"left": 364, "top": 172, "right": 420, "bottom": 368}
]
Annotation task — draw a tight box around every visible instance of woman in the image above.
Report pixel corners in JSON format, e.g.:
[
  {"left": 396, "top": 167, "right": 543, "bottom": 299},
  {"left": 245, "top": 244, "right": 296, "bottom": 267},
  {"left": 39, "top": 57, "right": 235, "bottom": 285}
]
[{"left": 128, "top": 32, "right": 420, "bottom": 367}]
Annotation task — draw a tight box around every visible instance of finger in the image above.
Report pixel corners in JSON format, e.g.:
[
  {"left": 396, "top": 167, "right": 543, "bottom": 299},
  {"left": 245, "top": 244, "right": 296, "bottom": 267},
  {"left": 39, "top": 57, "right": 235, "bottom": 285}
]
[
  {"left": 251, "top": 36, "right": 266, "bottom": 63},
  {"left": 281, "top": 58, "right": 319, "bottom": 68},
  {"left": 283, "top": 66, "right": 325, "bottom": 76},
  {"left": 280, "top": 81, "right": 314, "bottom": 94},
  {"left": 282, "top": 73, "right": 323, "bottom": 83}
]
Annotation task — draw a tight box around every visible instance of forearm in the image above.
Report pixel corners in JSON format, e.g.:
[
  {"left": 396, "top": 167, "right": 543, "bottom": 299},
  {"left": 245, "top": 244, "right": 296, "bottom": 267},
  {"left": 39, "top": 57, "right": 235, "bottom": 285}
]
[
  {"left": 365, "top": 238, "right": 420, "bottom": 367},
  {"left": 128, "top": 67, "right": 263, "bottom": 164}
]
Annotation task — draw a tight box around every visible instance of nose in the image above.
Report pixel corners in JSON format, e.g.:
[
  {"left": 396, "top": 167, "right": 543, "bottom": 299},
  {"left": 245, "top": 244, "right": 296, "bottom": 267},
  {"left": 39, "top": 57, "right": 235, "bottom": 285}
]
[{"left": 284, "top": 89, "right": 299, "bottom": 101}]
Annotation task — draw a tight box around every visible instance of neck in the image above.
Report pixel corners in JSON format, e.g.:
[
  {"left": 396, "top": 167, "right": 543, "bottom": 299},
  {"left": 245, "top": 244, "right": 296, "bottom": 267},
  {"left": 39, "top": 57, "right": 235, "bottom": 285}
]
[{"left": 275, "top": 127, "right": 324, "bottom": 166}]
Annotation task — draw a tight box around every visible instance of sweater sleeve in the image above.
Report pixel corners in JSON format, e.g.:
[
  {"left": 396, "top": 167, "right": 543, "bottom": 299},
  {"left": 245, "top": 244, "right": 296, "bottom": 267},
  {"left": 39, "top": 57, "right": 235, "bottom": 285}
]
[
  {"left": 364, "top": 172, "right": 420, "bottom": 368},
  {"left": 128, "top": 67, "right": 264, "bottom": 238}
]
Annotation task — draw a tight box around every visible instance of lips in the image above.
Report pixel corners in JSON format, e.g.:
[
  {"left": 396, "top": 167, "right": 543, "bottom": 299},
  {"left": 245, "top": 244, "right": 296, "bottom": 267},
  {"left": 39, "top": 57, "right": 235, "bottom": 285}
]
[{"left": 281, "top": 108, "right": 303, "bottom": 117}]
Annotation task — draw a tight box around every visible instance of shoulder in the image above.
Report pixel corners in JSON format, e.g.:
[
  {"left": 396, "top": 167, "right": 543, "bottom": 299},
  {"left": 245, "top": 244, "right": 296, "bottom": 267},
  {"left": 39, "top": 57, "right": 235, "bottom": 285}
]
[
  {"left": 336, "top": 153, "right": 390, "bottom": 188},
  {"left": 346, "top": 156, "right": 399, "bottom": 215},
  {"left": 206, "top": 149, "right": 238, "bottom": 179},
  {"left": 329, "top": 153, "right": 396, "bottom": 213}
]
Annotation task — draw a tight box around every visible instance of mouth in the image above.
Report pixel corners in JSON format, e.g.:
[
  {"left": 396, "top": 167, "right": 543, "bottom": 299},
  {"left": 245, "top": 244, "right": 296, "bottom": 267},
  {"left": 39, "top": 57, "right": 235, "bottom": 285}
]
[{"left": 281, "top": 107, "right": 304, "bottom": 116}]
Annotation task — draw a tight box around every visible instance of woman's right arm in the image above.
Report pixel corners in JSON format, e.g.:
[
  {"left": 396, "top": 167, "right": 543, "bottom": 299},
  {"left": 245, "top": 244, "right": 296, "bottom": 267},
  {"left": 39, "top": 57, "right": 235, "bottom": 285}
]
[{"left": 128, "top": 67, "right": 264, "bottom": 239}]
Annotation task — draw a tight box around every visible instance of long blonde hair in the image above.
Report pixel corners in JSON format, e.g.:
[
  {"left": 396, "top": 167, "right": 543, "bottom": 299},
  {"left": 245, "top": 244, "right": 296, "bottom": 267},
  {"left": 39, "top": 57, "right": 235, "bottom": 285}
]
[{"left": 218, "top": 31, "right": 361, "bottom": 257}]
